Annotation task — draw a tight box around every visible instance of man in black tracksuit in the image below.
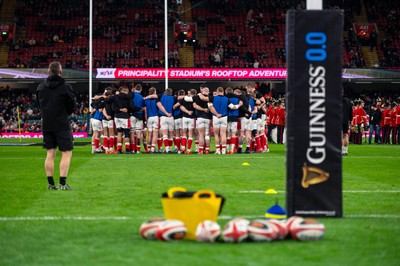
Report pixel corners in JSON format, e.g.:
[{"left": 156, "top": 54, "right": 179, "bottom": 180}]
[
  {"left": 112, "top": 86, "right": 133, "bottom": 153},
  {"left": 36, "top": 61, "right": 76, "bottom": 190},
  {"left": 368, "top": 103, "right": 382, "bottom": 144}
]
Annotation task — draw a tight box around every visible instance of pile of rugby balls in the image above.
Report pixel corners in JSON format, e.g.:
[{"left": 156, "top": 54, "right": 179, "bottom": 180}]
[
  {"left": 139, "top": 218, "right": 187, "bottom": 241},
  {"left": 220, "top": 216, "right": 325, "bottom": 243},
  {"left": 195, "top": 220, "right": 222, "bottom": 242},
  {"left": 286, "top": 216, "right": 326, "bottom": 241},
  {"left": 139, "top": 216, "right": 325, "bottom": 243},
  {"left": 219, "top": 216, "right": 325, "bottom": 243}
]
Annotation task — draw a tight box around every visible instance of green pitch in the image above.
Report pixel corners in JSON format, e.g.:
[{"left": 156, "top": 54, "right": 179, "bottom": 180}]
[{"left": 0, "top": 140, "right": 399, "bottom": 266}]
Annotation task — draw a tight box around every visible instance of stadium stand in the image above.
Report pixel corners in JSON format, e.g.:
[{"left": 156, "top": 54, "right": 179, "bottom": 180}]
[
  {"left": 6, "top": 0, "right": 177, "bottom": 68},
  {"left": 0, "top": 88, "right": 89, "bottom": 133},
  {"left": 1, "top": 0, "right": 398, "bottom": 69},
  {"left": 364, "top": 0, "right": 400, "bottom": 68}
]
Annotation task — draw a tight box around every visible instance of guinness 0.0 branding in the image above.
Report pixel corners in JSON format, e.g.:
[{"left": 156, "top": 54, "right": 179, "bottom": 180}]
[
  {"left": 308, "top": 65, "right": 326, "bottom": 165},
  {"left": 303, "top": 32, "right": 330, "bottom": 187},
  {"left": 286, "top": 10, "right": 343, "bottom": 217}
]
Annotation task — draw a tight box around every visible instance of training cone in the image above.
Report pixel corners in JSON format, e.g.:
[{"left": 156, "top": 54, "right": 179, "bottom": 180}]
[
  {"left": 265, "top": 189, "right": 278, "bottom": 195},
  {"left": 242, "top": 162, "right": 250, "bottom": 166},
  {"left": 265, "top": 204, "right": 287, "bottom": 220}
]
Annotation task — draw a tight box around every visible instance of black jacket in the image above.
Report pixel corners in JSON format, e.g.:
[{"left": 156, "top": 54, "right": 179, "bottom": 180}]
[
  {"left": 104, "top": 95, "right": 116, "bottom": 119},
  {"left": 113, "top": 92, "right": 132, "bottom": 119},
  {"left": 36, "top": 74, "right": 76, "bottom": 131},
  {"left": 369, "top": 108, "right": 382, "bottom": 125}
]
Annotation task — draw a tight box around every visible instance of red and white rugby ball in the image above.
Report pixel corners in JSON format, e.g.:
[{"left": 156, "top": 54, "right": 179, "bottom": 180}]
[
  {"left": 286, "top": 216, "right": 304, "bottom": 232},
  {"left": 195, "top": 220, "right": 221, "bottom": 243},
  {"left": 290, "top": 219, "right": 325, "bottom": 241},
  {"left": 139, "top": 218, "right": 165, "bottom": 240},
  {"left": 247, "top": 220, "right": 279, "bottom": 242},
  {"left": 221, "top": 218, "right": 250, "bottom": 243},
  {"left": 155, "top": 219, "right": 187, "bottom": 241},
  {"left": 266, "top": 219, "right": 289, "bottom": 240}
]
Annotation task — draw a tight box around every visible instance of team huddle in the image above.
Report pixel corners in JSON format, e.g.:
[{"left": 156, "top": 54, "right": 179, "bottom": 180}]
[{"left": 90, "top": 83, "right": 286, "bottom": 155}]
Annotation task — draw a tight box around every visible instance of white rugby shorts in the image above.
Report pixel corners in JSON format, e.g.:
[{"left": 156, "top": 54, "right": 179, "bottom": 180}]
[
  {"left": 130, "top": 116, "right": 144, "bottom": 131},
  {"left": 182, "top": 117, "right": 195, "bottom": 130},
  {"left": 160, "top": 116, "right": 174, "bottom": 131},
  {"left": 114, "top": 117, "right": 130, "bottom": 129},
  {"left": 239, "top": 117, "right": 252, "bottom": 131},
  {"left": 197, "top": 117, "right": 210, "bottom": 130},
  {"left": 227, "top": 122, "right": 238, "bottom": 133},
  {"left": 147, "top": 116, "right": 159, "bottom": 132},
  {"left": 102, "top": 119, "right": 114, "bottom": 129},
  {"left": 174, "top": 118, "right": 183, "bottom": 130},
  {"left": 251, "top": 118, "right": 258, "bottom": 131},
  {"left": 91, "top": 118, "right": 103, "bottom": 131},
  {"left": 212, "top": 116, "right": 228, "bottom": 129}
]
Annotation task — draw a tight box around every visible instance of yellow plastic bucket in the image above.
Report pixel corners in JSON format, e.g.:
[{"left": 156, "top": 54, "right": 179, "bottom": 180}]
[{"left": 161, "top": 187, "right": 223, "bottom": 240}]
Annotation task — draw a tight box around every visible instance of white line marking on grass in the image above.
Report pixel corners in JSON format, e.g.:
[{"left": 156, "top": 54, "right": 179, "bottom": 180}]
[
  {"left": 345, "top": 156, "right": 400, "bottom": 159},
  {"left": 344, "top": 190, "right": 400, "bottom": 193},
  {"left": 238, "top": 190, "right": 400, "bottom": 194},
  {"left": 238, "top": 190, "right": 285, "bottom": 193},
  {"left": 345, "top": 214, "right": 400, "bottom": 218},
  {"left": 219, "top": 214, "right": 400, "bottom": 219},
  {"left": 0, "top": 216, "right": 131, "bottom": 221},
  {"left": 3, "top": 155, "right": 399, "bottom": 160},
  {"left": 1, "top": 214, "right": 399, "bottom": 221},
  {"left": 0, "top": 155, "right": 284, "bottom": 160},
  {"left": 86, "top": 156, "right": 282, "bottom": 160}
]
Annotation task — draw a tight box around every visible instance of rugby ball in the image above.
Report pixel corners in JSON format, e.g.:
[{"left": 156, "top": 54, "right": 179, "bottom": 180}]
[
  {"left": 286, "top": 216, "right": 304, "bottom": 232},
  {"left": 266, "top": 219, "right": 289, "bottom": 240},
  {"left": 195, "top": 220, "right": 221, "bottom": 243},
  {"left": 290, "top": 219, "right": 325, "bottom": 241},
  {"left": 155, "top": 219, "right": 187, "bottom": 241},
  {"left": 221, "top": 218, "right": 250, "bottom": 243},
  {"left": 247, "top": 220, "right": 279, "bottom": 242},
  {"left": 139, "top": 218, "right": 165, "bottom": 240}
]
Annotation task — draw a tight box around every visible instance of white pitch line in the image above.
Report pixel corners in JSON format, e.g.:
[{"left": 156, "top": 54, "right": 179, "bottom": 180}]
[
  {"left": 344, "top": 190, "right": 400, "bottom": 193},
  {"left": 238, "top": 190, "right": 400, "bottom": 194},
  {"left": 0, "top": 156, "right": 283, "bottom": 161},
  {"left": 8, "top": 154, "right": 398, "bottom": 160},
  {"left": 239, "top": 190, "right": 285, "bottom": 193},
  {"left": 345, "top": 214, "right": 400, "bottom": 219},
  {"left": 0, "top": 216, "right": 132, "bottom": 221},
  {"left": 1, "top": 214, "right": 400, "bottom": 221},
  {"left": 219, "top": 214, "right": 400, "bottom": 219}
]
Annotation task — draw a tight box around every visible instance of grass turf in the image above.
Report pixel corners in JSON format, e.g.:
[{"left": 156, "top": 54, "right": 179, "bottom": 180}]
[{"left": 0, "top": 139, "right": 399, "bottom": 266}]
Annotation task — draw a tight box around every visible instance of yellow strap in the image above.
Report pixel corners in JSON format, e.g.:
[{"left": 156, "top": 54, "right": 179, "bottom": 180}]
[
  {"left": 193, "top": 190, "right": 216, "bottom": 199},
  {"left": 167, "top": 187, "right": 187, "bottom": 198}
]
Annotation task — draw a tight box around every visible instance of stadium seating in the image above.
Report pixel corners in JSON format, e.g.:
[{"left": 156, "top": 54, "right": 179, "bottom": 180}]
[{"left": 4, "top": 0, "right": 400, "bottom": 69}]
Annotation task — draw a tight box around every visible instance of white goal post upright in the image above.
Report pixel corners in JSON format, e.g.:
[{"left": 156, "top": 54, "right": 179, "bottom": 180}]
[
  {"left": 89, "top": 0, "right": 93, "bottom": 110},
  {"left": 164, "top": 0, "right": 169, "bottom": 90},
  {"left": 306, "top": 0, "right": 323, "bottom": 10}
]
